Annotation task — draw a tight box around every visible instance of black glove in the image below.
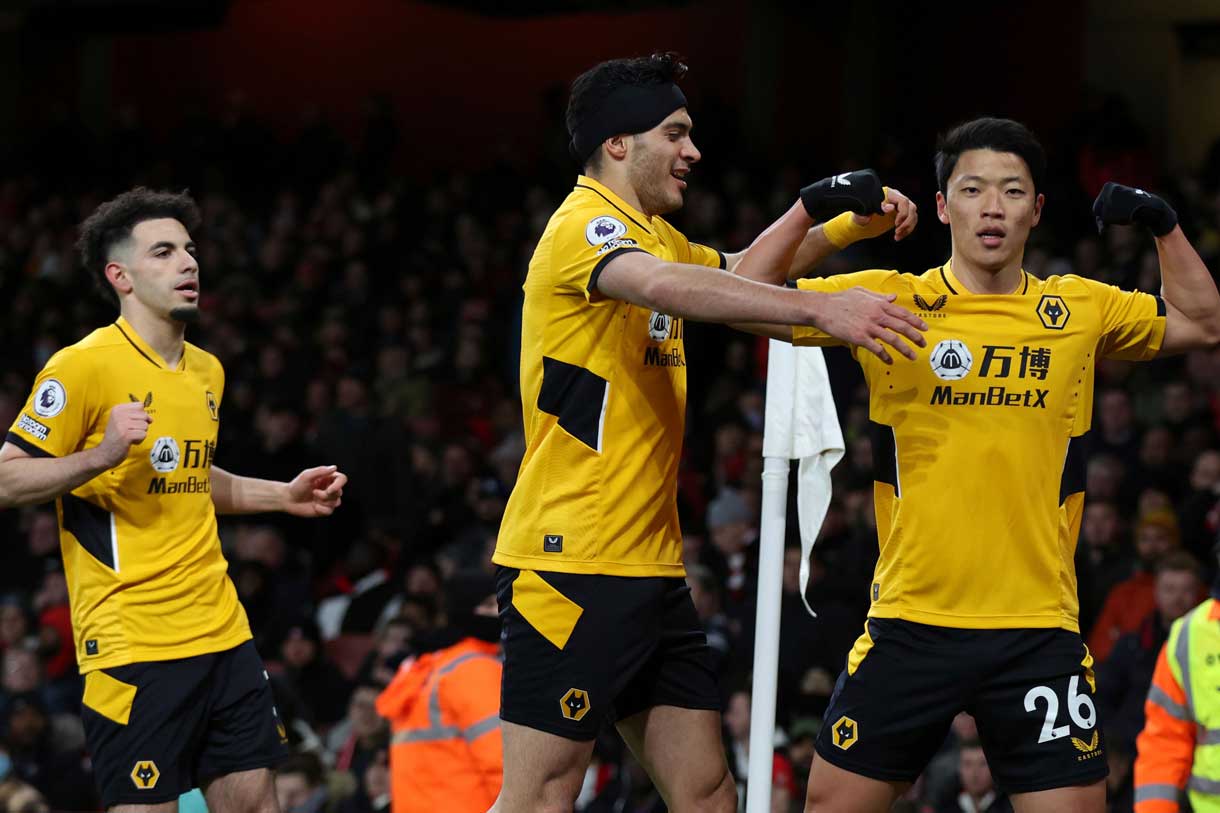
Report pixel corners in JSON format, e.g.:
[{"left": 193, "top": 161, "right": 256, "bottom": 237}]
[
  {"left": 1092, "top": 181, "right": 1178, "bottom": 237},
  {"left": 800, "top": 169, "right": 885, "bottom": 223}
]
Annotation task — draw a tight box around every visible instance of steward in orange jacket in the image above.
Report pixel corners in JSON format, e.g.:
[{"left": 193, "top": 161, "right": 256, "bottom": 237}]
[
  {"left": 1134, "top": 593, "right": 1220, "bottom": 812},
  {"left": 376, "top": 571, "right": 503, "bottom": 813}
]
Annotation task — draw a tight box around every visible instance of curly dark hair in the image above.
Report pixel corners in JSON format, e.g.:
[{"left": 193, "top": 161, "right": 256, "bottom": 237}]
[
  {"left": 566, "top": 51, "right": 688, "bottom": 172},
  {"left": 76, "top": 187, "right": 201, "bottom": 306}
]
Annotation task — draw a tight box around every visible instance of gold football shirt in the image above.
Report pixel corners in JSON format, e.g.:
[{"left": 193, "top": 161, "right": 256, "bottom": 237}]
[
  {"left": 794, "top": 264, "right": 1165, "bottom": 631},
  {"left": 494, "top": 176, "right": 724, "bottom": 577},
  {"left": 6, "top": 317, "right": 250, "bottom": 670}
]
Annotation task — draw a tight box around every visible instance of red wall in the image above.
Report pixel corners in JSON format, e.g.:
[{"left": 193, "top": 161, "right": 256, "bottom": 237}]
[{"left": 108, "top": 0, "right": 750, "bottom": 162}]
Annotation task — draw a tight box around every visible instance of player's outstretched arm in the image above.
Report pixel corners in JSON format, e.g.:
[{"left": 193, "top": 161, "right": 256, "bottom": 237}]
[
  {"left": 0, "top": 402, "right": 150, "bottom": 509},
  {"left": 597, "top": 253, "right": 926, "bottom": 363},
  {"left": 210, "top": 465, "right": 346, "bottom": 517},
  {"left": 1094, "top": 182, "right": 1220, "bottom": 354},
  {"left": 725, "top": 172, "right": 916, "bottom": 285}
]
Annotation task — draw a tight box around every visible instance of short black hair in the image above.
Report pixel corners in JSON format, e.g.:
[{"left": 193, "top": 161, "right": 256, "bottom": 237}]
[
  {"left": 566, "top": 51, "right": 687, "bottom": 173},
  {"left": 76, "top": 187, "right": 201, "bottom": 306},
  {"left": 934, "top": 117, "right": 1046, "bottom": 194}
]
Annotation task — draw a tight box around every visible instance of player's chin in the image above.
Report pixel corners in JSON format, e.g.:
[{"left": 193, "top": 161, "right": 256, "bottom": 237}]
[
  {"left": 169, "top": 304, "right": 201, "bottom": 324},
  {"left": 967, "top": 245, "right": 1013, "bottom": 271},
  {"left": 657, "top": 189, "right": 686, "bottom": 215}
]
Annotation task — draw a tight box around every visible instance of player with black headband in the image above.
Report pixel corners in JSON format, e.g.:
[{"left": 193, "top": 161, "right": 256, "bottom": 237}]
[{"left": 491, "top": 52, "right": 928, "bottom": 812}]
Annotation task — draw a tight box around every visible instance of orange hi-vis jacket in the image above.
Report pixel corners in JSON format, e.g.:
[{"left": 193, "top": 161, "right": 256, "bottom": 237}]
[
  {"left": 1135, "top": 598, "right": 1220, "bottom": 812},
  {"left": 376, "top": 638, "right": 503, "bottom": 813}
]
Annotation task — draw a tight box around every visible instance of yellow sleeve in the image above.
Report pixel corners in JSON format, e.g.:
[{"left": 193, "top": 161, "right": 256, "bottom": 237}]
[
  {"left": 653, "top": 217, "right": 725, "bottom": 270},
  {"left": 6, "top": 348, "right": 101, "bottom": 458},
  {"left": 792, "top": 270, "right": 900, "bottom": 346},
  {"left": 1079, "top": 278, "right": 1166, "bottom": 360},
  {"left": 549, "top": 208, "right": 654, "bottom": 301},
  {"left": 687, "top": 241, "right": 726, "bottom": 269}
]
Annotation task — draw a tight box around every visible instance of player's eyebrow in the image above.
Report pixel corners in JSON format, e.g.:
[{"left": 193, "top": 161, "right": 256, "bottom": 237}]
[
  {"left": 959, "top": 174, "right": 1026, "bottom": 185},
  {"left": 662, "top": 119, "right": 691, "bottom": 134},
  {"left": 148, "top": 240, "right": 196, "bottom": 254}
]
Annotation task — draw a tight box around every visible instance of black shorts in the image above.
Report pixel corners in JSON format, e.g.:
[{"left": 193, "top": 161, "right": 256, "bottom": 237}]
[
  {"left": 80, "top": 640, "right": 289, "bottom": 807},
  {"left": 496, "top": 566, "right": 721, "bottom": 740},
  {"left": 815, "top": 618, "right": 1108, "bottom": 794}
]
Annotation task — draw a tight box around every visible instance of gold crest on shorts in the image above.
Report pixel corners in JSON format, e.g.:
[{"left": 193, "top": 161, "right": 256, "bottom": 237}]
[
  {"left": 560, "top": 688, "right": 591, "bottom": 722},
  {"left": 131, "top": 760, "right": 160, "bottom": 790},
  {"left": 832, "top": 715, "right": 859, "bottom": 750}
]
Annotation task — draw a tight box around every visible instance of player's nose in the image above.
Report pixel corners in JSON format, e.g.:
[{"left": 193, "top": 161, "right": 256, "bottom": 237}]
[
  {"left": 683, "top": 138, "right": 701, "bottom": 164},
  {"left": 981, "top": 190, "right": 1004, "bottom": 217}
]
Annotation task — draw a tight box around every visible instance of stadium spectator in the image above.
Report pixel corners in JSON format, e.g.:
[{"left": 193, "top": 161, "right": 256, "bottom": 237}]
[
  {"left": 1179, "top": 448, "right": 1220, "bottom": 571},
  {"left": 339, "top": 747, "right": 390, "bottom": 813},
  {"left": 932, "top": 739, "right": 1013, "bottom": 813},
  {"left": 722, "top": 687, "right": 798, "bottom": 812},
  {"left": 687, "top": 564, "right": 735, "bottom": 681},
  {"left": 275, "top": 751, "right": 331, "bottom": 813},
  {"left": 1090, "top": 509, "right": 1186, "bottom": 662},
  {"left": 2, "top": 694, "right": 95, "bottom": 810},
  {"left": 325, "top": 683, "right": 389, "bottom": 782},
  {"left": 278, "top": 617, "right": 353, "bottom": 729},
  {"left": 1099, "top": 553, "right": 1205, "bottom": 738},
  {"left": 1097, "top": 551, "right": 1204, "bottom": 809},
  {"left": 1077, "top": 500, "right": 1133, "bottom": 635}
]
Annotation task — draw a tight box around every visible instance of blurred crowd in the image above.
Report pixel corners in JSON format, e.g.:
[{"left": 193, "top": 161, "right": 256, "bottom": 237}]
[{"left": 0, "top": 92, "right": 1218, "bottom": 812}]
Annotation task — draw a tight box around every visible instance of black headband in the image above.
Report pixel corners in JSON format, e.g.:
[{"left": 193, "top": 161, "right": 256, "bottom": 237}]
[{"left": 569, "top": 82, "right": 688, "bottom": 164}]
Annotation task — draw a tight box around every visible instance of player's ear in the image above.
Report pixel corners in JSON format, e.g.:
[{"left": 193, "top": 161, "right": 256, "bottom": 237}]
[
  {"left": 1032, "top": 193, "right": 1045, "bottom": 228},
  {"left": 936, "top": 191, "right": 950, "bottom": 226},
  {"left": 604, "top": 134, "right": 629, "bottom": 163},
  {"left": 105, "top": 262, "right": 133, "bottom": 296}
]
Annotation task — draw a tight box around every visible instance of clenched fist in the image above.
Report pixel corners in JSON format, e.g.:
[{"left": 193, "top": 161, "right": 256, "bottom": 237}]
[{"left": 96, "top": 402, "right": 152, "bottom": 468}]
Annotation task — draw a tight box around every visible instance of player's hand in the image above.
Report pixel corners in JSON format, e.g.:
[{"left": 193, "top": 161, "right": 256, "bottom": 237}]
[
  {"left": 811, "top": 287, "right": 927, "bottom": 364},
  {"left": 95, "top": 402, "right": 152, "bottom": 467},
  {"left": 284, "top": 465, "right": 347, "bottom": 517},
  {"left": 848, "top": 186, "right": 918, "bottom": 241},
  {"left": 1092, "top": 181, "right": 1178, "bottom": 237},
  {"left": 800, "top": 169, "right": 885, "bottom": 223}
]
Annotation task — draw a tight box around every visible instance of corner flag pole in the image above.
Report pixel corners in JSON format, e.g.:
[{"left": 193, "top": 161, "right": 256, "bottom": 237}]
[
  {"left": 748, "top": 339, "right": 843, "bottom": 813},
  {"left": 746, "top": 339, "right": 796, "bottom": 813}
]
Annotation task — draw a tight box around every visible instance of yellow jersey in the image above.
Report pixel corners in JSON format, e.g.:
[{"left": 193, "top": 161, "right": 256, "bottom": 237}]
[
  {"left": 494, "top": 176, "right": 724, "bottom": 577},
  {"left": 794, "top": 264, "right": 1165, "bottom": 631},
  {"left": 6, "top": 317, "right": 250, "bottom": 671}
]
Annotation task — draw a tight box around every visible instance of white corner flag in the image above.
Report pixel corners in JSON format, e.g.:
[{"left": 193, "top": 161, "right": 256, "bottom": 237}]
[{"left": 746, "top": 339, "right": 844, "bottom": 813}]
